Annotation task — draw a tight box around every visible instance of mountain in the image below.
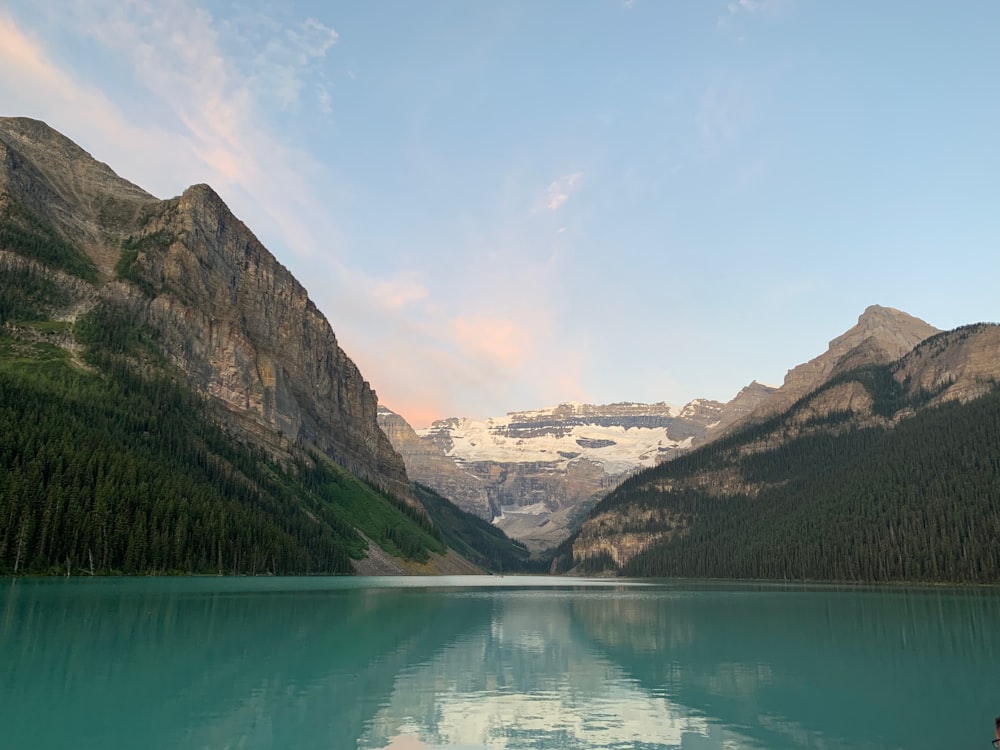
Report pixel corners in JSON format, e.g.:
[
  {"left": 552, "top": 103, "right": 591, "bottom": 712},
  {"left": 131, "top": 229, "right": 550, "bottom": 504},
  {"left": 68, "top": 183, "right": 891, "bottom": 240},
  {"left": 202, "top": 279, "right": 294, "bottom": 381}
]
[
  {"left": 558, "top": 311, "right": 1000, "bottom": 583},
  {"left": 0, "top": 116, "right": 478, "bottom": 575},
  {"left": 724, "top": 305, "right": 939, "bottom": 429},
  {"left": 380, "top": 388, "right": 776, "bottom": 553}
]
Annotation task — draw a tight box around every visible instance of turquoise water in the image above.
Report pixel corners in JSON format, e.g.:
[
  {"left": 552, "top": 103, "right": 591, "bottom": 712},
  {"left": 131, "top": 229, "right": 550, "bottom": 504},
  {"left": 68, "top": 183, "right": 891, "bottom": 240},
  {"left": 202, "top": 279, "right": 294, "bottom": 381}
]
[{"left": 1, "top": 576, "right": 997, "bottom": 749}]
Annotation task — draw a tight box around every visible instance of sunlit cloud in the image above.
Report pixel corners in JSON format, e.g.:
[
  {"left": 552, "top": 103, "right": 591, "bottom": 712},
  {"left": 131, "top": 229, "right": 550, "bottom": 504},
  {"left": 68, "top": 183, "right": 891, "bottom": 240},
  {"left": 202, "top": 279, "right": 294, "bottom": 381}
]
[
  {"left": 537, "top": 171, "right": 584, "bottom": 212},
  {"left": 727, "top": 0, "right": 787, "bottom": 15},
  {"left": 0, "top": 13, "right": 195, "bottom": 197}
]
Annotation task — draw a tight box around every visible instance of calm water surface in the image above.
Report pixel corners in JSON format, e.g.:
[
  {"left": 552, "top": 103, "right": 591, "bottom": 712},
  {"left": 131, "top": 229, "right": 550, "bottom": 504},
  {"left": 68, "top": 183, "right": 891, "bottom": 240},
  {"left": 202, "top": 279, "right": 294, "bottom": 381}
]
[{"left": 1, "top": 576, "right": 997, "bottom": 749}]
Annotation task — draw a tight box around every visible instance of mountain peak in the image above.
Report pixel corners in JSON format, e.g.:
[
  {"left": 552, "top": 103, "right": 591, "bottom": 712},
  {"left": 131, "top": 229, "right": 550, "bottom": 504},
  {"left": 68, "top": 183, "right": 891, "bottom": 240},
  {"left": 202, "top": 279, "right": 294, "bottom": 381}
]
[
  {"left": 0, "top": 116, "right": 155, "bottom": 202},
  {"left": 856, "top": 304, "right": 931, "bottom": 333},
  {"left": 0, "top": 116, "right": 158, "bottom": 275},
  {"left": 834, "top": 304, "right": 938, "bottom": 358},
  {"left": 730, "top": 306, "right": 940, "bottom": 427}
]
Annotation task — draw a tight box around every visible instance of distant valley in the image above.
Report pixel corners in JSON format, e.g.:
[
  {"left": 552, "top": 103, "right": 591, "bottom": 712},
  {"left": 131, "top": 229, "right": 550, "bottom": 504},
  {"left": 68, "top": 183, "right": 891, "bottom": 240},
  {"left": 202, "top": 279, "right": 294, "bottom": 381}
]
[
  {"left": 1, "top": 116, "right": 998, "bottom": 584},
  {"left": 379, "top": 384, "right": 776, "bottom": 551}
]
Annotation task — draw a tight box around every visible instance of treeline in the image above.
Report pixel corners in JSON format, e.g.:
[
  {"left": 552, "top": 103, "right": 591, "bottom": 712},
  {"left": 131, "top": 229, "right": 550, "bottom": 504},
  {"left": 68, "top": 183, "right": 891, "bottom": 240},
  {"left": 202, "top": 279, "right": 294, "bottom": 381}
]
[
  {"left": 413, "top": 483, "right": 544, "bottom": 573},
  {"left": 0, "top": 263, "right": 68, "bottom": 322},
  {"left": 0, "top": 202, "right": 97, "bottom": 282},
  {"left": 0, "top": 302, "right": 445, "bottom": 575},
  {"left": 578, "top": 384, "right": 1000, "bottom": 583}
]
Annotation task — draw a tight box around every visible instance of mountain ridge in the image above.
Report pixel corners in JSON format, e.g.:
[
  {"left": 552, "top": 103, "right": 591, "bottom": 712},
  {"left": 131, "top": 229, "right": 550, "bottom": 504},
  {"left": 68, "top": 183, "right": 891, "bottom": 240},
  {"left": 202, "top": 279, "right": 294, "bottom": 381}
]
[
  {"left": 560, "top": 311, "right": 1000, "bottom": 579},
  {"left": 0, "top": 116, "right": 483, "bottom": 575},
  {"left": 725, "top": 304, "right": 940, "bottom": 431},
  {"left": 0, "top": 116, "right": 409, "bottom": 498}
]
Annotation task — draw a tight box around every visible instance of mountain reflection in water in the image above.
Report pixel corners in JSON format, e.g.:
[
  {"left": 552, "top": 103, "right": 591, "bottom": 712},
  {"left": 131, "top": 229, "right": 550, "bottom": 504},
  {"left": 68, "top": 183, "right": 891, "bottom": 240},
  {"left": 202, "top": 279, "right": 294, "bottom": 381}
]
[
  {"left": 1, "top": 577, "right": 998, "bottom": 750},
  {"left": 359, "top": 591, "right": 719, "bottom": 749}
]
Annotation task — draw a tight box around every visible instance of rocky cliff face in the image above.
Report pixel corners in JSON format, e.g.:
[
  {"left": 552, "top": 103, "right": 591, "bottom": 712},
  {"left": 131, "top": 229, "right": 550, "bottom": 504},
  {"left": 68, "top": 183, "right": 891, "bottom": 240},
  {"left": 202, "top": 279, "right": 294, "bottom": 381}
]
[
  {"left": 0, "top": 116, "right": 409, "bottom": 497},
  {"left": 894, "top": 323, "right": 1000, "bottom": 406},
  {"left": 383, "top": 390, "right": 775, "bottom": 552},
  {"left": 377, "top": 407, "right": 489, "bottom": 516}
]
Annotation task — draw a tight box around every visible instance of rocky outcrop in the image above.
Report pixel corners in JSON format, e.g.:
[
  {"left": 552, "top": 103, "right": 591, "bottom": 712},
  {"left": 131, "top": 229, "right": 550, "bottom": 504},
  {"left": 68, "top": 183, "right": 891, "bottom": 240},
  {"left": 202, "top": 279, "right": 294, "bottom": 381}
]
[
  {"left": 894, "top": 323, "right": 1000, "bottom": 406},
  {"left": 131, "top": 184, "right": 409, "bottom": 494},
  {"left": 0, "top": 116, "right": 409, "bottom": 498},
  {"left": 571, "top": 507, "right": 691, "bottom": 567},
  {"left": 699, "top": 380, "right": 777, "bottom": 443},
  {"left": 378, "top": 407, "right": 490, "bottom": 517},
  {"left": 0, "top": 117, "right": 157, "bottom": 275}
]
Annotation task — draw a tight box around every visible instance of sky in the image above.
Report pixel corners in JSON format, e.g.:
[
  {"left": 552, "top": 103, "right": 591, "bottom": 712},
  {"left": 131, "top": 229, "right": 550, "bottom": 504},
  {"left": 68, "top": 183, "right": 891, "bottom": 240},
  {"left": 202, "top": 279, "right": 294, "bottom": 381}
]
[{"left": 1, "top": 1, "right": 998, "bottom": 428}]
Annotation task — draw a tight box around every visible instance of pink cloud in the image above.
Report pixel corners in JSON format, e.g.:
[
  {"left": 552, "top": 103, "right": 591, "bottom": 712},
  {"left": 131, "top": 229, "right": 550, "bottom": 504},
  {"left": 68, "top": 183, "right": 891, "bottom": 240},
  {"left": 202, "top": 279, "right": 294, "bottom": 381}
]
[
  {"left": 450, "top": 315, "right": 532, "bottom": 371},
  {"left": 373, "top": 276, "right": 430, "bottom": 309}
]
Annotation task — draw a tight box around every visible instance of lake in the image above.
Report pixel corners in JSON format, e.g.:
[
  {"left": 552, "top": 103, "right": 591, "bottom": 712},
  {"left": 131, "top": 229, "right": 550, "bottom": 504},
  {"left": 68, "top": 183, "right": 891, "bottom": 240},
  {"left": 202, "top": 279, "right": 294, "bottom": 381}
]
[{"left": 1, "top": 576, "right": 997, "bottom": 749}]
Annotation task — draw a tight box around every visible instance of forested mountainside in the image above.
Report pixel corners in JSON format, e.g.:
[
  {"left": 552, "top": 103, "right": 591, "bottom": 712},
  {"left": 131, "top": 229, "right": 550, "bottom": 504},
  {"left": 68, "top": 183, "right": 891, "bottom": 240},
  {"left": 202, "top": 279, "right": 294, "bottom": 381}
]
[
  {"left": 0, "top": 116, "right": 478, "bottom": 575},
  {"left": 556, "top": 323, "right": 1000, "bottom": 583}
]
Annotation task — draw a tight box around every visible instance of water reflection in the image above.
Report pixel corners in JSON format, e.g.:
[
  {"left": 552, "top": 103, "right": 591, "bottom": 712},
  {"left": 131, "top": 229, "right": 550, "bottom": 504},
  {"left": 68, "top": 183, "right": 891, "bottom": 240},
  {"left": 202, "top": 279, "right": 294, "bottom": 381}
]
[
  {"left": 1, "top": 578, "right": 998, "bottom": 750},
  {"left": 571, "top": 586, "right": 1000, "bottom": 750},
  {"left": 355, "top": 585, "right": 1000, "bottom": 750},
  {"left": 358, "top": 592, "right": 724, "bottom": 749}
]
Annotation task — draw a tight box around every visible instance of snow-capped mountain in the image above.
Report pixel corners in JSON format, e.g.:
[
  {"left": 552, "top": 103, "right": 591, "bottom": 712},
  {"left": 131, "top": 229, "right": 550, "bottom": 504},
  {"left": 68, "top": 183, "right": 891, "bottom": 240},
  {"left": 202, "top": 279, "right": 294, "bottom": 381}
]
[
  {"left": 379, "top": 385, "right": 776, "bottom": 552},
  {"left": 421, "top": 401, "right": 708, "bottom": 475}
]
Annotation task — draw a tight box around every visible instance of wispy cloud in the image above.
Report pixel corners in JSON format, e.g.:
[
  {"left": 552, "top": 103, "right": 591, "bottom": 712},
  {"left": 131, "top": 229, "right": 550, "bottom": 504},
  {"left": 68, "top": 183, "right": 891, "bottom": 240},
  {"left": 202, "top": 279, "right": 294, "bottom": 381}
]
[
  {"left": 0, "top": 4, "right": 583, "bottom": 429},
  {"left": 728, "top": 0, "right": 764, "bottom": 13},
  {"left": 694, "top": 81, "right": 755, "bottom": 156},
  {"left": 537, "top": 171, "right": 584, "bottom": 212},
  {"left": 373, "top": 275, "right": 430, "bottom": 310},
  {"left": 451, "top": 315, "right": 533, "bottom": 373},
  {"left": 36, "top": 0, "right": 344, "bottom": 259},
  {"left": 222, "top": 12, "right": 339, "bottom": 111},
  {"left": 726, "top": 0, "right": 787, "bottom": 15},
  {"left": 719, "top": 0, "right": 792, "bottom": 32}
]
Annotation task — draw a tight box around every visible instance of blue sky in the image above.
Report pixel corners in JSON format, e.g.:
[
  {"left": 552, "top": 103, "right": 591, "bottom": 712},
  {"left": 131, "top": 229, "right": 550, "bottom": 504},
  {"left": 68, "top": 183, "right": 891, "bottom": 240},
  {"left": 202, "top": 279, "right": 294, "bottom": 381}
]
[{"left": 1, "top": 1, "right": 998, "bottom": 427}]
